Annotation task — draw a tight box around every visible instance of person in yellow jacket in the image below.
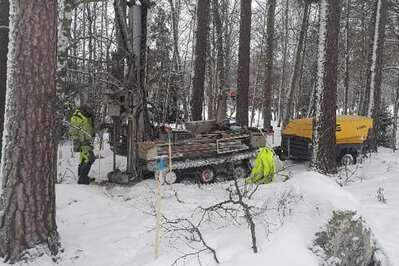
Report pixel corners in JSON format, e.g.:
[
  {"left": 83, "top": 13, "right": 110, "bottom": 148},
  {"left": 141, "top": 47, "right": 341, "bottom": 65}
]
[
  {"left": 69, "top": 102, "right": 97, "bottom": 184},
  {"left": 247, "top": 147, "right": 276, "bottom": 184}
]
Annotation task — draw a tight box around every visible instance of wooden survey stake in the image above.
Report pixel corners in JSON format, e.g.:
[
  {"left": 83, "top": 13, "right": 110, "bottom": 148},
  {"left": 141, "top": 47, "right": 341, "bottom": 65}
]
[{"left": 154, "top": 158, "right": 164, "bottom": 259}]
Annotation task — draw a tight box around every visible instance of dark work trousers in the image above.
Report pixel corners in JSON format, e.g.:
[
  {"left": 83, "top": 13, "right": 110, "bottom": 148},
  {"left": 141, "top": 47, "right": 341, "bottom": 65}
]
[{"left": 78, "top": 149, "right": 95, "bottom": 184}]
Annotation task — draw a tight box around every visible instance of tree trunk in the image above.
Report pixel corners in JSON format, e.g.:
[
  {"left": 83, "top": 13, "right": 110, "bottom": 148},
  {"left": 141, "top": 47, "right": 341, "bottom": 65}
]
[
  {"left": 114, "top": 0, "right": 126, "bottom": 82},
  {"left": 212, "top": 0, "right": 228, "bottom": 122},
  {"left": 343, "top": 0, "right": 350, "bottom": 115},
  {"left": 282, "top": 1, "right": 310, "bottom": 128},
  {"left": 263, "top": 0, "right": 276, "bottom": 128},
  {"left": 366, "top": 0, "right": 388, "bottom": 152},
  {"left": 0, "top": 0, "right": 9, "bottom": 162},
  {"left": 168, "top": 0, "right": 183, "bottom": 123},
  {"left": 191, "top": 0, "right": 211, "bottom": 121},
  {"left": 310, "top": 0, "right": 341, "bottom": 175},
  {"left": 277, "top": 0, "right": 289, "bottom": 127},
  {"left": 236, "top": 0, "right": 252, "bottom": 126},
  {"left": 358, "top": 2, "right": 368, "bottom": 115},
  {"left": 0, "top": 0, "right": 59, "bottom": 263},
  {"left": 57, "top": 0, "right": 75, "bottom": 92},
  {"left": 393, "top": 78, "right": 399, "bottom": 152},
  {"left": 206, "top": 30, "right": 216, "bottom": 120},
  {"left": 139, "top": 0, "right": 153, "bottom": 140}
]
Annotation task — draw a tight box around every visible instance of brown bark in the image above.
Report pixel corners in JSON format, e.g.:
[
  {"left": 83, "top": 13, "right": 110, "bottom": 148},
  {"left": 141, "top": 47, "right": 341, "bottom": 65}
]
[
  {"left": 191, "top": 0, "right": 211, "bottom": 121},
  {"left": 0, "top": 0, "right": 59, "bottom": 263},
  {"left": 236, "top": 0, "right": 252, "bottom": 126},
  {"left": 310, "top": 0, "right": 341, "bottom": 175},
  {"left": 114, "top": 0, "right": 127, "bottom": 82},
  {"left": 0, "top": 0, "right": 9, "bottom": 162},
  {"left": 263, "top": 0, "right": 276, "bottom": 128}
]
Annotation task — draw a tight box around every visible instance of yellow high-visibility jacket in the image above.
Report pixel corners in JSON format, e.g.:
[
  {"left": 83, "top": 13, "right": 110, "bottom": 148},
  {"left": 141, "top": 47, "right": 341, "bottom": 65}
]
[
  {"left": 69, "top": 109, "right": 94, "bottom": 143},
  {"left": 247, "top": 147, "right": 276, "bottom": 184}
]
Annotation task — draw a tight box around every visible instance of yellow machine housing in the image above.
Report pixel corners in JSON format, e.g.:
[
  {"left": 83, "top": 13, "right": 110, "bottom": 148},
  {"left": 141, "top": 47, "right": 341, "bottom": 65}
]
[
  {"left": 277, "top": 115, "right": 373, "bottom": 164},
  {"left": 282, "top": 115, "right": 373, "bottom": 144}
]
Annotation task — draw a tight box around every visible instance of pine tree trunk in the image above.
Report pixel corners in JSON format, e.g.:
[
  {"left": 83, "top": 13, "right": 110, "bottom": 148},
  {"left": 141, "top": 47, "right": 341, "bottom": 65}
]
[
  {"left": 310, "top": 0, "right": 341, "bottom": 175},
  {"left": 114, "top": 0, "right": 126, "bottom": 82},
  {"left": 0, "top": 0, "right": 9, "bottom": 162},
  {"left": 191, "top": 0, "right": 211, "bottom": 121},
  {"left": 366, "top": 0, "right": 388, "bottom": 151},
  {"left": 236, "top": 0, "right": 252, "bottom": 126},
  {"left": 263, "top": 0, "right": 276, "bottom": 128},
  {"left": 0, "top": 0, "right": 59, "bottom": 263}
]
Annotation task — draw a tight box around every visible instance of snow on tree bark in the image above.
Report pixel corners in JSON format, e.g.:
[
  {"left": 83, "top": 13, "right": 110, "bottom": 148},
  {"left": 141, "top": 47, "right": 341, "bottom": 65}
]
[
  {"left": 393, "top": 78, "right": 399, "bottom": 152},
  {"left": 343, "top": 0, "right": 350, "bottom": 115},
  {"left": 0, "top": 0, "right": 59, "bottom": 262},
  {"left": 212, "top": 0, "right": 228, "bottom": 122},
  {"left": 365, "top": 0, "right": 388, "bottom": 152},
  {"left": 0, "top": 0, "right": 9, "bottom": 163},
  {"left": 236, "top": 0, "right": 252, "bottom": 127},
  {"left": 310, "top": 0, "right": 341, "bottom": 175},
  {"left": 191, "top": 0, "right": 211, "bottom": 121},
  {"left": 277, "top": 0, "right": 289, "bottom": 127},
  {"left": 57, "top": 0, "right": 75, "bottom": 89},
  {"left": 263, "top": 0, "right": 276, "bottom": 128},
  {"left": 282, "top": 2, "right": 310, "bottom": 128}
]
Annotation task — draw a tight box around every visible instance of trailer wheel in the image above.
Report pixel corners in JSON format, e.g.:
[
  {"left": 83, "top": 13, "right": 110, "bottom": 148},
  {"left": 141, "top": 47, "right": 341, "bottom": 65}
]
[
  {"left": 198, "top": 167, "right": 215, "bottom": 184},
  {"left": 215, "top": 172, "right": 230, "bottom": 182},
  {"left": 164, "top": 171, "right": 177, "bottom": 184},
  {"left": 340, "top": 151, "right": 357, "bottom": 166},
  {"left": 233, "top": 163, "right": 250, "bottom": 179},
  {"left": 278, "top": 153, "right": 288, "bottom": 161}
]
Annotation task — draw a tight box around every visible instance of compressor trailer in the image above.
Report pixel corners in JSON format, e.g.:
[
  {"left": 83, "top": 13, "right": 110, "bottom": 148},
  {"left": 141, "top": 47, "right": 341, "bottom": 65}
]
[{"left": 275, "top": 115, "right": 373, "bottom": 165}]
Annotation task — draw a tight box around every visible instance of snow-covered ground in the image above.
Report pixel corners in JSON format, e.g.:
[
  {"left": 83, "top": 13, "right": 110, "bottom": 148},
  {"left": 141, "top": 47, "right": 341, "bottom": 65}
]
[{"left": 10, "top": 129, "right": 399, "bottom": 266}]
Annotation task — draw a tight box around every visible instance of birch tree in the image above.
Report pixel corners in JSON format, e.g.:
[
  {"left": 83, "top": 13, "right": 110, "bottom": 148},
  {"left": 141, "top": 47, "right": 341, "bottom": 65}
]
[
  {"left": 0, "top": 0, "right": 60, "bottom": 262},
  {"left": 310, "top": 0, "right": 341, "bottom": 175}
]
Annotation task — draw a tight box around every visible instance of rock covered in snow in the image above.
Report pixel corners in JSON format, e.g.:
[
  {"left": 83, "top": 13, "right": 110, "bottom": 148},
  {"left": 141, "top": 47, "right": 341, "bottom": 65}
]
[{"left": 313, "top": 211, "right": 381, "bottom": 266}]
